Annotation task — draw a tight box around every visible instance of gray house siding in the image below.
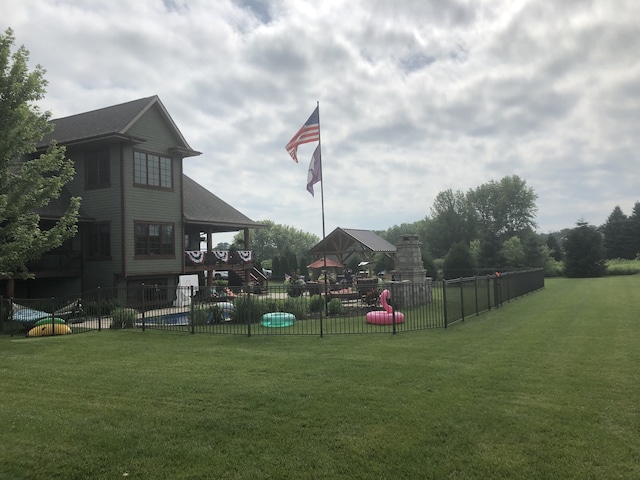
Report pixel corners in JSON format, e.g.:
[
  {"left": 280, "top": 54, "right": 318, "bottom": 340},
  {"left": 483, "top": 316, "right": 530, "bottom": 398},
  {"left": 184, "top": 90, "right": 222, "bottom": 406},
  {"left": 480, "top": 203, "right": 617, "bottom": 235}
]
[
  {"left": 122, "top": 107, "right": 184, "bottom": 278},
  {"left": 64, "top": 144, "right": 124, "bottom": 290}
]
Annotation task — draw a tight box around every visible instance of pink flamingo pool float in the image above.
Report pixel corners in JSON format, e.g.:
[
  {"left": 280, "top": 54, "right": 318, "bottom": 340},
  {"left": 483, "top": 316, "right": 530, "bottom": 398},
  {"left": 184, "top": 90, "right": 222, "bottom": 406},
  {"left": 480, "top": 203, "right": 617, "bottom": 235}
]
[{"left": 366, "top": 289, "right": 404, "bottom": 325}]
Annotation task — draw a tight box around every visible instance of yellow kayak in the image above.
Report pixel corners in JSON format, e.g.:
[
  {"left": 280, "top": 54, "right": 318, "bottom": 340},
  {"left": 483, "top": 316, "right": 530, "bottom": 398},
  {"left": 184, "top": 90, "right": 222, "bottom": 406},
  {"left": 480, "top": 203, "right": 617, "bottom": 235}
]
[{"left": 27, "top": 324, "right": 72, "bottom": 337}]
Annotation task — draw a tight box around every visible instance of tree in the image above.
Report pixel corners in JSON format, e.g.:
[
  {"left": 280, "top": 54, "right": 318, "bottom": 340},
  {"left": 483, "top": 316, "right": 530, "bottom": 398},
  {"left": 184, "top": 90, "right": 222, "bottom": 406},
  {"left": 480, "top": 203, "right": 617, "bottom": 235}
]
[
  {"left": 563, "top": 220, "right": 606, "bottom": 278},
  {"left": 232, "top": 220, "right": 319, "bottom": 267},
  {"left": 500, "top": 236, "right": 525, "bottom": 269},
  {"left": 442, "top": 242, "right": 475, "bottom": 279},
  {"left": 545, "top": 234, "right": 564, "bottom": 261},
  {"left": 467, "top": 175, "right": 538, "bottom": 240},
  {"left": 0, "top": 28, "right": 80, "bottom": 283},
  {"left": 602, "top": 206, "right": 633, "bottom": 259},
  {"left": 628, "top": 202, "right": 640, "bottom": 258},
  {"left": 429, "top": 189, "right": 477, "bottom": 257}
]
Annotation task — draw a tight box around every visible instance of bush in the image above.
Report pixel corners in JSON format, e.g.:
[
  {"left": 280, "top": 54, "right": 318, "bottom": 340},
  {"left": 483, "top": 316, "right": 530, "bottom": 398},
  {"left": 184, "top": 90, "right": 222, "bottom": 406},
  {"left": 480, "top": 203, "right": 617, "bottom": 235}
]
[
  {"left": 110, "top": 308, "right": 137, "bottom": 329},
  {"left": 84, "top": 297, "right": 121, "bottom": 316},
  {"left": 232, "top": 295, "right": 269, "bottom": 323},
  {"left": 544, "top": 259, "right": 564, "bottom": 277},
  {"left": 606, "top": 258, "right": 640, "bottom": 276},
  {"left": 327, "top": 298, "right": 344, "bottom": 315},
  {"left": 309, "top": 295, "right": 324, "bottom": 313},
  {"left": 190, "top": 304, "right": 218, "bottom": 325},
  {"left": 283, "top": 297, "right": 309, "bottom": 319}
]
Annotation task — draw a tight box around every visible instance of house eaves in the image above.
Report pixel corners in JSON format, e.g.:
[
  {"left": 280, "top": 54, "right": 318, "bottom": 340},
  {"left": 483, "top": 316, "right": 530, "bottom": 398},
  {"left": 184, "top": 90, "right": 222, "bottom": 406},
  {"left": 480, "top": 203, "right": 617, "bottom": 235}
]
[{"left": 182, "top": 174, "right": 263, "bottom": 232}]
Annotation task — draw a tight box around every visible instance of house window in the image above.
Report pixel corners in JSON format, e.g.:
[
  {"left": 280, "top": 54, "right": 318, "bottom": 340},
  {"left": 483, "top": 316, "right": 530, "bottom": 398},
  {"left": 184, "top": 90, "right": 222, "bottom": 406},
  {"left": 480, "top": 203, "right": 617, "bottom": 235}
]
[
  {"left": 85, "top": 149, "right": 110, "bottom": 188},
  {"left": 88, "top": 222, "right": 111, "bottom": 259},
  {"left": 134, "top": 222, "right": 174, "bottom": 257},
  {"left": 134, "top": 151, "right": 172, "bottom": 189}
]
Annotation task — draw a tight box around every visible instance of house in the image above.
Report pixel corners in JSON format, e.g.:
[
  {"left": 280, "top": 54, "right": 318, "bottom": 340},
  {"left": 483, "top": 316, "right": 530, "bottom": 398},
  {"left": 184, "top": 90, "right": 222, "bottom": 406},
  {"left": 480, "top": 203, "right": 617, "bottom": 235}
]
[{"left": 2, "top": 96, "right": 262, "bottom": 301}]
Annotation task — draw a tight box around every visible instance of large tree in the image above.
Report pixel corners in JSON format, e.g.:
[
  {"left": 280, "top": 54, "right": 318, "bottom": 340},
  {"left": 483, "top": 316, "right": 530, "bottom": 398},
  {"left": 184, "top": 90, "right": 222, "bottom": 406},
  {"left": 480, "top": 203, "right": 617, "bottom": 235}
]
[
  {"left": 563, "top": 220, "right": 606, "bottom": 278},
  {"left": 467, "top": 175, "right": 538, "bottom": 240},
  {"left": 602, "top": 206, "right": 633, "bottom": 259},
  {"left": 429, "top": 189, "right": 477, "bottom": 257},
  {"left": 232, "top": 219, "right": 319, "bottom": 267},
  {"left": 0, "top": 28, "right": 80, "bottom": 284}
]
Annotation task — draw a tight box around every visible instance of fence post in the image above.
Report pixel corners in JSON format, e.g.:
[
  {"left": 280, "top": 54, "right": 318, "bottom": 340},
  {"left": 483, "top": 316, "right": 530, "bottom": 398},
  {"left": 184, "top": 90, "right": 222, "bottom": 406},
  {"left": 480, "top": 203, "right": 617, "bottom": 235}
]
[
  {"left": 190, "top": 285, "right": 195, "bottom": 334},
  {"left": 51, "top": 297, "right": 56, "bottom": 336},
  {"left": 391, "top": 284, "right": 397, "bottom": 335},
  {"left": 141, "top": 284, "right": 147, "bottom": 331},
  {"left": 442, "top": 280, "right": 448, "bottom": 328},
  {"left": 97, "top": 287, "right": 102, "bottom": 331},
  {"left": 459, "top": 278, "right": 465, "bottom": 322},
  {"left": 474, "top": 276, "right": 479, "bottom": 316},
  {"left": 486, "top": 276, "right": 491, "bottom": 311},
  {"left": 246, "top": 293, "right": 252, "bottom": 337}
]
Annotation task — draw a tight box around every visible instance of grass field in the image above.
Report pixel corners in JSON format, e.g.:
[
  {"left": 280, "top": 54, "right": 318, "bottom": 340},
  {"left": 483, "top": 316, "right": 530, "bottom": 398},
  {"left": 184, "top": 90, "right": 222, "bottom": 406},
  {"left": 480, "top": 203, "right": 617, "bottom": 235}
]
[{"left": 1, "top": 276, "right": 639, "bottom": 479}]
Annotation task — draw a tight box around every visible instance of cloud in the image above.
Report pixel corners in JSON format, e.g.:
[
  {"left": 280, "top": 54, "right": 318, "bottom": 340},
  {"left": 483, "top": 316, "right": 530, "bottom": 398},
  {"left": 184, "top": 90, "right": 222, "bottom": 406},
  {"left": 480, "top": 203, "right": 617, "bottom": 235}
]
[{"left": 2, "top": 0, "right": 639, "bottom": 243}]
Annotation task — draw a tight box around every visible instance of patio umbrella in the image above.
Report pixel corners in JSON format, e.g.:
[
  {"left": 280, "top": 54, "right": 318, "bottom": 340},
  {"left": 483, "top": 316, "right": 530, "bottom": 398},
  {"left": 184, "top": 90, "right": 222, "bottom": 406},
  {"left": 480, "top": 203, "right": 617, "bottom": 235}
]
[{"left": 307, "top": 258, "right": 343, "bottom": 269}]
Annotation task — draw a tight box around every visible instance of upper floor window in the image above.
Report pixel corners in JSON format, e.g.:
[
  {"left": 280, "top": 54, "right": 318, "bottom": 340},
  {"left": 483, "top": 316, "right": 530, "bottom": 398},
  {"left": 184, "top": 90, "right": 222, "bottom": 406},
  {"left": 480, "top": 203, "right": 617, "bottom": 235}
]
[
  {"left": 134, "top": 222, "right": 175, "bottom": 257},
  {"left": 134, "top": 151, "right": 173, "bottom": 189},
  {"left": 85, "top": 148, "right": 110, "bottom": 189},
  {"left": 88, "top": 222, "right": 111, "bottom": 259}
]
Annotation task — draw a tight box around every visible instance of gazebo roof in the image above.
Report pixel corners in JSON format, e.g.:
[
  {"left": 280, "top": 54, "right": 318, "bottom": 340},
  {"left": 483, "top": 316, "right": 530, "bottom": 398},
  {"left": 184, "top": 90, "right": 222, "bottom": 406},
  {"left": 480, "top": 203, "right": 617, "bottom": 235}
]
[
  {"left": 307, "top": 258, "right": 343, "bottom": 269},
  {"left": 308, "top": 228, "right": 396, "bottom": 264}
]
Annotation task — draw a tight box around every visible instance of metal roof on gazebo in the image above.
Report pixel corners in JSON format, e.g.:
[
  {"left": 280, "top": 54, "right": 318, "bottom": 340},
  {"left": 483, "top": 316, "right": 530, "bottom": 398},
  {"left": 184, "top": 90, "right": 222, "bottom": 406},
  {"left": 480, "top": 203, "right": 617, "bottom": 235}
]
[{"left": 307, "top": 228, "right": 396, "bottom": 265}]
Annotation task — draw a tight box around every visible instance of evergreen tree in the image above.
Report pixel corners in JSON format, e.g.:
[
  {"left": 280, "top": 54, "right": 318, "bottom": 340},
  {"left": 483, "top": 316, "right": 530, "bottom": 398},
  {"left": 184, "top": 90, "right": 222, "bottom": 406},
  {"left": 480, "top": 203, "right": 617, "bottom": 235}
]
[
  {"left": 602, "top": 206, "right": 633, "bottom": 259},
  {"left": 0, "top": 28, "right": 80, "bottom": 282},
  {"left": 443, "top": 242, "right": 475, "bottom": 279},
  {"left": 545, "top": 234, "right": 564, "bottom": 261},
  {"left": 627, "top": 202, "right": 640, "bottom": 258},
  {"left": 563, "top": 220, "right": 606, "bottom": 278}
]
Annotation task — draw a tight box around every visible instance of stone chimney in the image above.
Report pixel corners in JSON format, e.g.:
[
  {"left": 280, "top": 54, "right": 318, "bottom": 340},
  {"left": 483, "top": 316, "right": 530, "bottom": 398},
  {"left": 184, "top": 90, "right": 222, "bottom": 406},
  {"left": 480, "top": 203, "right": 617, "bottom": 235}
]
[{"left": 391, "top": 234, "right": 431, "bottom": 306}]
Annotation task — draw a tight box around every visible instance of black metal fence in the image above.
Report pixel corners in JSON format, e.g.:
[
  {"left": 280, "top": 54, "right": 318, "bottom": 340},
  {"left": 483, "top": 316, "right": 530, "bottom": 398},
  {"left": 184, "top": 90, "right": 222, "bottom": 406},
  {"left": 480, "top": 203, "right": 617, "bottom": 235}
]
[{"left": 1, "top": 269, "right": 544, "bottom": 337}]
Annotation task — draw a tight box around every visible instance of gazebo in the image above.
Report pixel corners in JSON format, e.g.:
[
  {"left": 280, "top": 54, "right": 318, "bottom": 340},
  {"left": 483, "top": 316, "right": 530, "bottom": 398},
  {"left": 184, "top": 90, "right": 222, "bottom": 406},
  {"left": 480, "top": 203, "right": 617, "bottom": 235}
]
[{"left": 307, "top": 228, "right": 396, "bottom": 273}]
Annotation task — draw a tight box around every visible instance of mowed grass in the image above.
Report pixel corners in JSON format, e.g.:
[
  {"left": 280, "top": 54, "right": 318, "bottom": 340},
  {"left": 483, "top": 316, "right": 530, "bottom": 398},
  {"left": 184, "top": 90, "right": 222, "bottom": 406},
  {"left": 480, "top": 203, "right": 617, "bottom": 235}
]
[{"left": 1, "top": 276, "right": 639, "bottom": 479}]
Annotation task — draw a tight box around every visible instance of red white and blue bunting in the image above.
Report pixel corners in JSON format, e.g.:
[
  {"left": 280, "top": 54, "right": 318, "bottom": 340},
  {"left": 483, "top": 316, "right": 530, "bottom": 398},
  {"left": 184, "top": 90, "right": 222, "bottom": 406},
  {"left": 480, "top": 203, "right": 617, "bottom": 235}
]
[{"left": 185, "top": 250, "right": 205, "bottom": 264}]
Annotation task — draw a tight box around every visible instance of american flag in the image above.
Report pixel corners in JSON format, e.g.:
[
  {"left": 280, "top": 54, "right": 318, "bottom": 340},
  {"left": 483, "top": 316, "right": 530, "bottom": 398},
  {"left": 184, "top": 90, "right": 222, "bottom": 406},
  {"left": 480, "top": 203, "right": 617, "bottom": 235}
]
[{"left": 285, "top": 106, "right": 320, "bottom": 162}]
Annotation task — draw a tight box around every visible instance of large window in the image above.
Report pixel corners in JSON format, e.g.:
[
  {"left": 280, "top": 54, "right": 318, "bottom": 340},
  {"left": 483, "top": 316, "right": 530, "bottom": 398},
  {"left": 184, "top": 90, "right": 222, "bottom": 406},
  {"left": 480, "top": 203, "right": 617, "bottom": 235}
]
[
  {"left": 134, "top": 222, "right": 174, "bottom": 257},
  {"left": 134, "top": 151, "right": 172, "bottom": 189},
  {"left": 85, "top": 148, "right": 110, "bottom": 188},
  {"left": 88, "top": 222, "right": 111, "bottom": 259}
]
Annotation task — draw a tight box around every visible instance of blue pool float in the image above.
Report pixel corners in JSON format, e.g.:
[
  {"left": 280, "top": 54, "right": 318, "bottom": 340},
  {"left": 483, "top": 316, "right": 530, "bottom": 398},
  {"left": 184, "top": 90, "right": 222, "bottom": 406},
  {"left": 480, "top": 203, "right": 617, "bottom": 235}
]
[{"left": 261, "top": 312, "right": 295, "bottom": 328}]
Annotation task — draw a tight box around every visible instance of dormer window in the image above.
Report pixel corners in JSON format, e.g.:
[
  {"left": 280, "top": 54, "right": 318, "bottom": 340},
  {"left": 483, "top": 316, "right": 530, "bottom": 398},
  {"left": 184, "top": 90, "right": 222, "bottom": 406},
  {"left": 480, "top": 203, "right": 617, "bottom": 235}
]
[{"left": 134, "top": 151, "right": 173, "bottom": 189}]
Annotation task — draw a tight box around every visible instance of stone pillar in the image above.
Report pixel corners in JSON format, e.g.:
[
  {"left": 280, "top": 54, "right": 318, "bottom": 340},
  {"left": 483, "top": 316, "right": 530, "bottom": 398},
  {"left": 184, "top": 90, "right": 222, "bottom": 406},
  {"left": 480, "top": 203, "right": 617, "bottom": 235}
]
[{"left": 391, "top": 235, "right": 431, "bottom": 307}]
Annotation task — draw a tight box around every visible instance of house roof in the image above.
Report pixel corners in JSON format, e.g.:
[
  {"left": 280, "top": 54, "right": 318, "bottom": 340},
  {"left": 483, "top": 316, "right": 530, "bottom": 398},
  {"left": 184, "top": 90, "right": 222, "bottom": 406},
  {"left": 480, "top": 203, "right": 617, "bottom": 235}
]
[
  {"left": 308, "top": 227, "right": 396, "bottom": 264},
  {"left": 37, "top": 187, "right": 93, "bottom": 222},
  {"left": 182, "top": 174, "right": 262, "bottom": 232},
  {"left": 37, "top": 96, "right": 201, "bottom": 157}
]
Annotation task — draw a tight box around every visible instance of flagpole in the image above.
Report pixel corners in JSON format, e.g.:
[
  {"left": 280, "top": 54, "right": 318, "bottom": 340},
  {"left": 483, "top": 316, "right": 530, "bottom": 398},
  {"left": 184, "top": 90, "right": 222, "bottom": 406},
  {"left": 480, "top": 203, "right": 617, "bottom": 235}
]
[{"left": 317, "top": 101, "right": 329, "bottom": 329}]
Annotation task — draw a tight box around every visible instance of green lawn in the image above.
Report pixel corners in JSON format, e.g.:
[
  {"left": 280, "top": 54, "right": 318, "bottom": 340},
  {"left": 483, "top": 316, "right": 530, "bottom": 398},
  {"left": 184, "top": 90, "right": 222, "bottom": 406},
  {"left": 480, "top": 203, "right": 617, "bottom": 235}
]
[{"left": 1, "top": 276, "right": 639, "bottom": 479}]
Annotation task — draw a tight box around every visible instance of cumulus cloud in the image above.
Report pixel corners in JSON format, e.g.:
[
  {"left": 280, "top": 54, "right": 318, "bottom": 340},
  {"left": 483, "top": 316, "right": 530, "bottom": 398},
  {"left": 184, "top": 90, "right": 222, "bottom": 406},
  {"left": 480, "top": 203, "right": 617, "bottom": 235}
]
[{"left": 2, "top": 0, "right": 639, "bottom": 243}]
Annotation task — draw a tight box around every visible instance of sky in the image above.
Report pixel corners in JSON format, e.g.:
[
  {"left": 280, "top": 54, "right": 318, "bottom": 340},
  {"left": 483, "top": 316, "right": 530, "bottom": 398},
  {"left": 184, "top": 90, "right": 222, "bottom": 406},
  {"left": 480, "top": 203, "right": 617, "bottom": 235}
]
[{"left": 3, "top": 0, "right": 640, "bottom": 244}]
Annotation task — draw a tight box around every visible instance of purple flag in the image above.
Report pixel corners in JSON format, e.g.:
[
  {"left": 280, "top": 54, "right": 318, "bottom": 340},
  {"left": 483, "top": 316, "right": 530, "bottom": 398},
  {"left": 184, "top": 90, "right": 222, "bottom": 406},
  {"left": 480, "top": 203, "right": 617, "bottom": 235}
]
[{"left": 306, "top": 145, "right": 322, "bottom": 196}]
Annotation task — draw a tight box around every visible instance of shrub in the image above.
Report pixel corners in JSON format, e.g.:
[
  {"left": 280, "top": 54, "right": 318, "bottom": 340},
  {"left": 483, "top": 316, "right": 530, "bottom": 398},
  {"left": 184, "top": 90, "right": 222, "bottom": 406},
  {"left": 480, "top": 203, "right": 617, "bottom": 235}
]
[
  {"left": 110, "top": 308, "right": 137, "bottom": 329},
  {"left": 283, "top": 297, "right": 309, "bottom": 319},
  {"left": 190, "top": 304, "right": 217, "bottom": 325},
  {"left": 606, "top": 258, "right": 640, "bottom": 276},
  {"left": 308, "top": 295, "right": 324, "bottom": 313},
  {"left": 327, "top": 298, "right": 344, "bottom": 315},
  {"left": 84, "top": 297, "right": 121, "bottom": 316},
  {"left": 232, "top": 295, "right": 268, "bottom": 323},
  {"left": 544, "top": 259, "right": 564, "bottom": 277}
]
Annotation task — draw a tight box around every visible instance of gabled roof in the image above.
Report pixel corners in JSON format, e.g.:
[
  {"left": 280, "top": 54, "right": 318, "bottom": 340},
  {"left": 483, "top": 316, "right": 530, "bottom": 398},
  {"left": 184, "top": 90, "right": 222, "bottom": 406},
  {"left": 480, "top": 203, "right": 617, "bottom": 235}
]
[
  {"left": 182, "top": 174, "right": 262, "bottom": 232},
  {"left": 37, "top": 187, "right": 93, "bottom": 222},
  {"left": 308, "top": 227, "right": 396, "bottom": 264},
  {"left": 38, "top": 96, "right": 201, "bottom": 157}
]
